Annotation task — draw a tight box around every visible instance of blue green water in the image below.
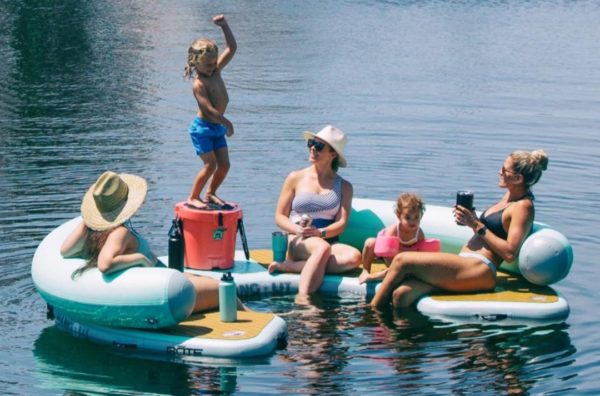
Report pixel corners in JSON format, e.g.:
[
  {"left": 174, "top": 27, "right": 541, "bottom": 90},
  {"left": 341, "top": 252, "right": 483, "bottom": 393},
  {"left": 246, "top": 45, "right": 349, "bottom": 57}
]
[{"left": 1, "top": 1, "right": 599, "bottom": 394}]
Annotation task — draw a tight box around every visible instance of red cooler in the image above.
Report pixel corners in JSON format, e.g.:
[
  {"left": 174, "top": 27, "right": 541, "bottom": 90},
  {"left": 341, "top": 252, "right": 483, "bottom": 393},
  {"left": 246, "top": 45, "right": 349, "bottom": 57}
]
[{"left": 175, "top": 202, "right": 243, "bottom": 270}]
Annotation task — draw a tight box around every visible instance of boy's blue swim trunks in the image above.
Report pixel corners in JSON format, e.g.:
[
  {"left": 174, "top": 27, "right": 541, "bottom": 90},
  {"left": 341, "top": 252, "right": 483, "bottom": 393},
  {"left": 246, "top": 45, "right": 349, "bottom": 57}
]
[{"left": 188, "top": 117, "right": 228, "bottom": 155}]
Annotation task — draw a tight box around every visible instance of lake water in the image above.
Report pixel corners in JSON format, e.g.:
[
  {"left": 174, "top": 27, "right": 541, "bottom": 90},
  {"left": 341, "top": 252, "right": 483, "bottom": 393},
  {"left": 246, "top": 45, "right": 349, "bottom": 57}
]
[{"left": 1, "top": 0, "right": 599, "bottom": 394}]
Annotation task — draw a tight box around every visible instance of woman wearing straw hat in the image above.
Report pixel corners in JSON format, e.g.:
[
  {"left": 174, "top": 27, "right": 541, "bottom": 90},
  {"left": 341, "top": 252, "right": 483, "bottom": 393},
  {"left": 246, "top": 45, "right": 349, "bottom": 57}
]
[
  {"left": 61, "top": 171, "right": 231, "bottom": 313},
  {"left": 268, "top": 125, "right": 361, "bottom": 299}
]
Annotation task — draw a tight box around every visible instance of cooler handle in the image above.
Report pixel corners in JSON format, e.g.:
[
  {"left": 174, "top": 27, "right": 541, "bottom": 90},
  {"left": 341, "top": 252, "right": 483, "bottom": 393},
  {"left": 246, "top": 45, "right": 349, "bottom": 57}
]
[{"left": 237, "top": 218, "right": 250, "bottom": 261}]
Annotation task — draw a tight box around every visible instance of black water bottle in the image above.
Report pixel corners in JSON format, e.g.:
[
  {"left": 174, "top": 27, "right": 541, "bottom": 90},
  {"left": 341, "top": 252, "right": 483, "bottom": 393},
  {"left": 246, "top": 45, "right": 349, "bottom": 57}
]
[{"left": 168, "top": 218, "right": 184, "bottom": 271}]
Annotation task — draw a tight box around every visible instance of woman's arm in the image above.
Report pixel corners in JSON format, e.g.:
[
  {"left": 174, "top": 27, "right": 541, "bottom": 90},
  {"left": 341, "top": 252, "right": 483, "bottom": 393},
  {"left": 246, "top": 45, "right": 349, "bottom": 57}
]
[
  {"left": 60, "top": 221, "right": 87, "bottom": 258},
  {"left": 274, "top": 171, "right": 302, "bottom": 234},
  {"left": 468, "top": 200, "right": 534, "bottom": 262},
  {"left": 97, "top": 227, "right": 155, "bottom": 274}
]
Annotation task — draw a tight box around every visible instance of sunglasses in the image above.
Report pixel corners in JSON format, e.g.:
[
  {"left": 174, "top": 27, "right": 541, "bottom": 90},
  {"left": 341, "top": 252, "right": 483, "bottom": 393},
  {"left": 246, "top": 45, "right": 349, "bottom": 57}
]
[
  {"left": 307, "top": 139, "right": 326, "bottom": 152},
  {"left": 500, "top": 166, "right": 518, "bottom": 175}
]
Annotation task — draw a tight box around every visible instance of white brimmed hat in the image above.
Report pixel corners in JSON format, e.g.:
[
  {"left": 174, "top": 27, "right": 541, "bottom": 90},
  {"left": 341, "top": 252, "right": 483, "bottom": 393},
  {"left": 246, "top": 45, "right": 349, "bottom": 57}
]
[
  {"left": 302, "top": 125, "right": 348, "bottom": 168},
  {"left": 81, "top": 171, "right": 148, "bottom": 231}
]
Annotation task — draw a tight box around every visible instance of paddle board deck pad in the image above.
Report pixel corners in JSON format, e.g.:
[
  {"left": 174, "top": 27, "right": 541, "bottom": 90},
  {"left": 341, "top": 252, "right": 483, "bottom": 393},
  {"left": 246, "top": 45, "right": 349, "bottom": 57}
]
[
  {"left": 54, "top": 308, "right": 287, "bottom": 360},
  {"left": 415, "top": 271, "right": 569, "bottom": 324}
]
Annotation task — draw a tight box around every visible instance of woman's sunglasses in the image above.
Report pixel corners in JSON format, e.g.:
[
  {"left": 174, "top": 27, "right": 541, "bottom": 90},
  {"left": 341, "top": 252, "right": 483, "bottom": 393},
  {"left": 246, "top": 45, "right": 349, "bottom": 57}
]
[
  {"left": 500, "top": 166, "right": 518, "bottom": 176},
  {"left": 307, "top": 139, "right": 326, "bottom": 152}
]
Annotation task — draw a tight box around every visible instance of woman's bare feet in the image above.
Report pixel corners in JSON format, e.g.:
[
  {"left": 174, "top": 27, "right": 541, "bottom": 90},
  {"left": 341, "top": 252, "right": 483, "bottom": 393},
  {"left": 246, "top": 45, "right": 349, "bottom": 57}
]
[
  {"left": 267, "top": 258, "right": 304, "bottom": 274},
  {"left": 268, "top": 261, "right": 283, "bottom": 274},
  {"left": 358, "top": 269, "right": 372, "bottom": 284}
]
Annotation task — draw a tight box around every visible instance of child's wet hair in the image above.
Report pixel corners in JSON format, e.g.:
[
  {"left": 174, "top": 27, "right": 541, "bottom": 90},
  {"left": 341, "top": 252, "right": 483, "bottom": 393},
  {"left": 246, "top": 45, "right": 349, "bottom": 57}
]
[
  {"left": 395, "top": 192, "right": 426, "bottom": 219},
  {"left": 184, "top": 38, "right": 218, "bottom": 79}
]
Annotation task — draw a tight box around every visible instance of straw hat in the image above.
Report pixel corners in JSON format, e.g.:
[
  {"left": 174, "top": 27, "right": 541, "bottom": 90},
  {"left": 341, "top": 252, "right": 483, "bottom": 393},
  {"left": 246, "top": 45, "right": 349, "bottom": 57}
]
[
  {"left": 303, "top": 125, "right": 348, "bottom": 168},
  {"left": 81, "top": 171, "right": 148, "bottom": 231}
]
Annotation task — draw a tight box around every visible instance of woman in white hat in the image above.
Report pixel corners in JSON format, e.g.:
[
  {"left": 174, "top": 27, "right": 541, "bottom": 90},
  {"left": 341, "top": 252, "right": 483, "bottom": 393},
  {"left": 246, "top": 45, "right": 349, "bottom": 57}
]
[
  {"left": 268, "top": 126, "right": 361, "bottom": 298},
  {"left": 61, "top": 171, "right": 229, "bottom": 313}
]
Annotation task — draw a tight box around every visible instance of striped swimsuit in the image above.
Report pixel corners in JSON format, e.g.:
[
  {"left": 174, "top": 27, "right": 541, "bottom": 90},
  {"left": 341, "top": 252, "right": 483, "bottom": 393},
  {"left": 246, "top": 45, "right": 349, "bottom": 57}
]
[{"left": 290, "top": 175, "right": 343, "bottom": 242}]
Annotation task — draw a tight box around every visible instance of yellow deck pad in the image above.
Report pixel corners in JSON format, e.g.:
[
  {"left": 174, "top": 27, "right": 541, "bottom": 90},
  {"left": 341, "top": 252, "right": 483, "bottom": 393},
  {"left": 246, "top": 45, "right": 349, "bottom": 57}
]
[
  {"left": 250, "top": 249, "right": 365, "bottom": 275},
  {"left": 249, "top": 249, "right": 275, "bottom": 265},
  {"left": 249, "top": 249, "right": 558, "bottom": 304},
  {"left": 166, "top": 311, "right": 276, "bottom": 340},
  {"left": 429, "top": 271, "right": 559, "bottom": 303}
]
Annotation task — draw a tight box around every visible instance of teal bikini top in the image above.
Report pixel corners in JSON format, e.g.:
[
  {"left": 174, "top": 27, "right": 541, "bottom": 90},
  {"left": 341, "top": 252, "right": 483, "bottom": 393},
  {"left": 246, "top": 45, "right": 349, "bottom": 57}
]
[{"left": 125, "top": 223, "right": 154, "bottom": 263}]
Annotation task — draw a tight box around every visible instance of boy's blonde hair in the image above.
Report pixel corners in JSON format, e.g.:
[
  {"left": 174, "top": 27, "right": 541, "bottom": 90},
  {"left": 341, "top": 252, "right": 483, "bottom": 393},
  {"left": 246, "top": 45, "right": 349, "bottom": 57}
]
[
  {"left": 395, "top": 192, "right": 425, "bottom": 219},
  {"left": 184, "top": 38, "right": 218, "bottom": 79}
]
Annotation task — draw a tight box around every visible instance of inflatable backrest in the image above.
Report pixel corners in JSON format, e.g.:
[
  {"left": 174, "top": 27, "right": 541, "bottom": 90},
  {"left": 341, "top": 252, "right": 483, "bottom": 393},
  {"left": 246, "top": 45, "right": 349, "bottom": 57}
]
[
  {"left": 32, "top": 217, "right": 197, "bottom": 328},
  {"left": 341, "top": 198, "right": 469, "bottom": 253}
]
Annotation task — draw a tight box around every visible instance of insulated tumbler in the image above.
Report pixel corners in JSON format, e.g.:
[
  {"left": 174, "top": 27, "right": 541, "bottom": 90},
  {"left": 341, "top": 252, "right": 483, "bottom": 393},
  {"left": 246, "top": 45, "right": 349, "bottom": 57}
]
[
  {"left": 272, "top": 231, "right": 288, "bottom": 262},
  {"left": 456, "top": 190, "right": 474, "bottom": 226}
]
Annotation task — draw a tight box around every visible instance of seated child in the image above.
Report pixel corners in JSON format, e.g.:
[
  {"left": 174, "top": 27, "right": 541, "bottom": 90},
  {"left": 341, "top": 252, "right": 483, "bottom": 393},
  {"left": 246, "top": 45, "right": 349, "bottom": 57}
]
[{"left": 359, "top": 192, "right": 437, "bottom": 284}]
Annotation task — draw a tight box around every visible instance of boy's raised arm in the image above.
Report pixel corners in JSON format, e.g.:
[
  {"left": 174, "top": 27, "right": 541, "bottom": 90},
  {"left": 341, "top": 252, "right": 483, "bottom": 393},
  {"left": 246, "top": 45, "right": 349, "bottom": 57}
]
[{"left": 213, "top": 14, "right": 237, "bottom": 69}]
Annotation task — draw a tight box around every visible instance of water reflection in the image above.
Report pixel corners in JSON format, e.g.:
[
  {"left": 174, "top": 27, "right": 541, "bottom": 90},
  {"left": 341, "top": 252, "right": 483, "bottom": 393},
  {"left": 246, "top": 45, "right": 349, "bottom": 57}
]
[
  {"left": 448, "top": 323, "right": 576, "bottom": 395},
  {"left": 276, "top": 295, "right": 366, "bottom": 395},
  {"left": 32, "top": 296, "right": 576, "bottom": 394},
  {"left": 367, "top": 307, "right": 577, "bottom": 394},
  {"left": 33, "top": 326, "right": 243, "bottom": 394}
]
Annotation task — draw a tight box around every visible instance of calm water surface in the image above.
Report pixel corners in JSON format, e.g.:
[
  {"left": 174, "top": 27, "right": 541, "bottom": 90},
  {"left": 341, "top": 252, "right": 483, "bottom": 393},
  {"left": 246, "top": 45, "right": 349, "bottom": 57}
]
[{"left": 1, "top": 1, "right": 599, "bottom": 394}]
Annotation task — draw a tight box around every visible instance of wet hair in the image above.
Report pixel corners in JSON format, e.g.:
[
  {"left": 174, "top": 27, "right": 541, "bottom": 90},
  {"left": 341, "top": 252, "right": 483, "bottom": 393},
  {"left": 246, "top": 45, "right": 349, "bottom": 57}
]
[
  {"left": 395, "top": 192, "right": 426, "bottom": 219},
  {"left": 184, "top": 38, "right": 218, "bottom": 79},
  {"left": 510, "top": 149, "right": 549, "bottom": 187},
  {"left": 71, "top": 228, "right": 111, "bottom": 279}
]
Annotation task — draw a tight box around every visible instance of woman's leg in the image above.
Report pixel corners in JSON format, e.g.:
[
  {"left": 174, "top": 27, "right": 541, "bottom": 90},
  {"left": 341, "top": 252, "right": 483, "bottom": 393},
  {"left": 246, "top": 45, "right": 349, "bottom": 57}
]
[
  {"left": 326, "top": 243, "right": 362, "bottom": 273},
  {"left": 371, "top": 251, "right": 495, "bottom": 307},
  {"left": 391, "top": 278, "right": 435, "bottom": 308},
  {"left": 296, "top": 238, "right": 331, "bottom": 295},
  {"left": 185, "top": 274, "right": 249, "bottom": 313},
  {"left": 268, "top": 235, "right": 307, "bottom": 273},
  {"left": 184, "top": 274, "right": 220, "bottom": 313},
  {"left": 268, "top": 235, "right": 332, "bottom": 296},
  {"left": 269, "top": 240, "right": 361, "bottom": 276}
]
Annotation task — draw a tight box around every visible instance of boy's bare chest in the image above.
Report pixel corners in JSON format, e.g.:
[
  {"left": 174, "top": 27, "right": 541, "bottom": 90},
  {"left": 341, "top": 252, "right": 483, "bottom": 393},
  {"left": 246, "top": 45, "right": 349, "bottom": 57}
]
[{"left": 203, "top": 75, "right": 228, "bottom": 100}]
